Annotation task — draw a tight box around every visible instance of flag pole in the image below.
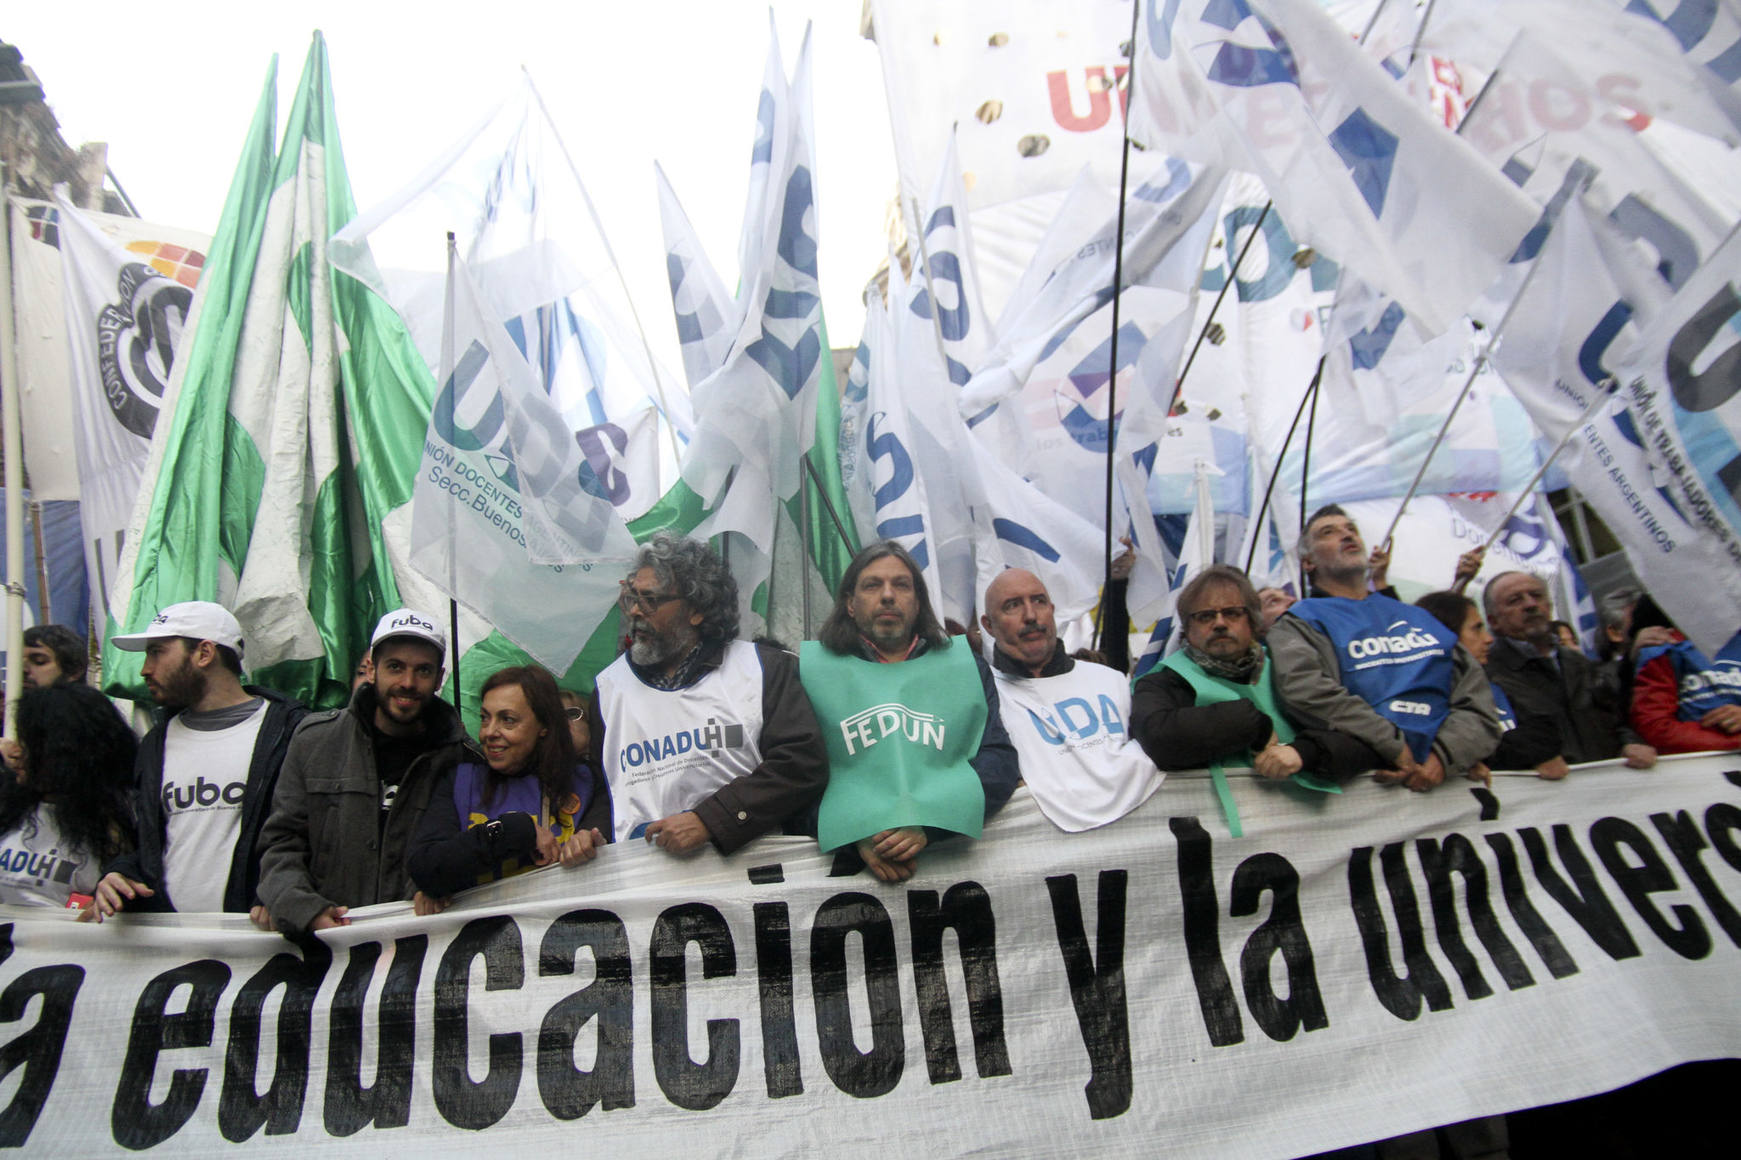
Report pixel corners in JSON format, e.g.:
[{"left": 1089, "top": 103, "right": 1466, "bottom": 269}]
[
  {"left": 442, "top": 233, "right": 462, "bottom": 709},
  {"left": 1296, "top": 366, "right": 1323, "bottom": 592},
  {"left": 1098, "top": 0, "right": 1146, "bottom": 650},
  {"left": 1477, "top": 379, "right": 1618, "bottom": 553},
  {"left": 800, "top": 453, "right": 855, "bottom": 555},
  {"left": 526, "top": 74, "right": 684, "bottom": 466},
  {"left": 1374, "top": 244, "right": 1549, "bottom": 552},
  {"left": 0, "top": 166, "right": 26, "bottom": 734},
  {"left": 1243, "top": 357, "right": 1323, "bottom": 572}
]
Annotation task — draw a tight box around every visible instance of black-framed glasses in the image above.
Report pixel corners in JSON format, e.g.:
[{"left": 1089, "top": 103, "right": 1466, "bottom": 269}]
[
  {"left": 1186, "top": 605, "right": 1249, "bottom": 628},
  {"left": 619, "top": 586, "right": 683, "bottom": 616}
]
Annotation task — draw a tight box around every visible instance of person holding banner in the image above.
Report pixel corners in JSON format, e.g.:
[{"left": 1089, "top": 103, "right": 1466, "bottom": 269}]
[
  {"left": 257, "top": 609, "right": 476, "bottom": 936},
  {"left": 408, "top": 665, "right": 607, "bottom": 903},
  {"left": 1482, "top": 572, "right": 1656, "bottom": 769},
  {"left": 586, "top": 533, "right": 827, "bottom": 856},
  {"left": 89, "top": 601, "right": 308, "bottom": 922},
  {"left": 802, "top": 542, "right": 1018, "bottom": 882},
  {"left": 1415, "top": 590, "right": 1568, "bottom": 780},
  {"left": 1269, "top": 507, "right": 1502, "bottom": 792},
  {"left": 981, "top": 568, "right": 1162, "bottom": 831},
  {"left": 1630, "top": 627, "right": 1741, "bottom": 754},
  {"left": 0, "top": 684, "right": 136, "bottom": 908},
  {"left": 1133, "top": 565, "right": 1383, "bottom": 783}
]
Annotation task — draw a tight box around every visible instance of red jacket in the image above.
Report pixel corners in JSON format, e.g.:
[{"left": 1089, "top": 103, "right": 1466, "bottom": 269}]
[{"left": 1630, "top": 634, "right": 1741, "bottom": 754}]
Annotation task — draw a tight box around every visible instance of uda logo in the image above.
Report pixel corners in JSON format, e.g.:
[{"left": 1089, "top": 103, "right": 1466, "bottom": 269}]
[{"left": 1026, "top": 695, "right": 1125, "bottom": 747}]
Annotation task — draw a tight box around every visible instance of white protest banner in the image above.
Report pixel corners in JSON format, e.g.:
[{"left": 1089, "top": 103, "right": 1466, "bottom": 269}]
[{"left": 4, "top": 755, "right": 1739, "bottom": 1155}]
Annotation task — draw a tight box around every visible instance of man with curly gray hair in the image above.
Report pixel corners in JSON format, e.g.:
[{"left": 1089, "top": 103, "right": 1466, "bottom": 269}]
[{"left": 586, "top": 532, "right": 828, "bottom": 856}]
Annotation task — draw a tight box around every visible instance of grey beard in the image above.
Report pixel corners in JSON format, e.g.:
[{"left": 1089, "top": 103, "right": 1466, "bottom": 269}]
[{"left": 631, "top": 627, "right": 695, "bottom": 668}]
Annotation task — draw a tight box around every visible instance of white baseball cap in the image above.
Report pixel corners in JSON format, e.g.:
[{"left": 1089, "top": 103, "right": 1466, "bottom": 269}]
[
  {"left": 111, "top": 601, "right": 246, "bottom": 659},
  {"left": 370, "top": 608, "right": 447, "bottom": 654}
]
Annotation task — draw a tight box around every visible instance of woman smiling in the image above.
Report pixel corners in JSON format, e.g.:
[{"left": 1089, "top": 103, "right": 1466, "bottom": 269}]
[{"left": 409, "top": 665, "right": 609, "bottom": 904}]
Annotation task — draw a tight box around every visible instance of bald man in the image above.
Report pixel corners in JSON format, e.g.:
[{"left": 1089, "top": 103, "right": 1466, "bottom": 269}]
[{"left": 981, "top": 569, "right": 1162, "bottom": 830}]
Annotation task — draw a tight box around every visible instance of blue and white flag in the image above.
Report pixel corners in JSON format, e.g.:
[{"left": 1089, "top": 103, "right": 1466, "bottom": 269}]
[
  {"left": 1496, "top": 195, "right": 1741, "bottom": 656},
  {"left": 1129, "top": 0, "right": 1539, "bottom": 334},
  {"left": 656, "top": 161, "right": 737, "bottom": 393},
  {"left": 330, "top": 73, "right": 687, "bottom": 528},
  {"left": 961, "top": 156, "right": 1228, "bottom": 524},
  {"left": 676, "top": 20, "right": 825, "bottom": 610},
  {"left": 411, "top": 251, "right": 636, "bottom": 673}
]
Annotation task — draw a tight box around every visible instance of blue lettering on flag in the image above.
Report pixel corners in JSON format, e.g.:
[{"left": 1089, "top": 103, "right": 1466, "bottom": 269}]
[{"left": 1327, "top": 108, "right": 1399, "bottom": 218}]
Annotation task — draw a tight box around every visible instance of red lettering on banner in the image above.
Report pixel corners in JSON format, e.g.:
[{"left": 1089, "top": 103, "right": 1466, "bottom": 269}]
[
  {"left": 1528, "top": 77, "right": 1592, "bottom": 132},
  {"left": 1046, "top": 67, "right": 1130, "bottom": 133},
  {"left": 1596, "top": 74, "right": 1653, "bottom": 132}
]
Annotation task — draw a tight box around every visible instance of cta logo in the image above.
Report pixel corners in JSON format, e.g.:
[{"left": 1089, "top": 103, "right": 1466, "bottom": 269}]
[
  {"left": 619, "top": 718, "right": 746, "bottom": 767},
  {"left": 840, "top": 703, "right": 946, "bottom": 756},
  {"left": 1387, "top": 699, "right": 1433, "bottom": 718}
]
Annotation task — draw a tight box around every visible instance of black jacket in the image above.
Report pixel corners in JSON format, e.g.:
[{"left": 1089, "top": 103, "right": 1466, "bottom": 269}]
[
  {"left": 105, "top": 686, "right": 307, "bottom": 913},
  {"left": 1485, "top": 639, "right": 1635, "bottom": 765},
  {"left": 1130, "top": 663, "right": 1384, "bottom": 779}
]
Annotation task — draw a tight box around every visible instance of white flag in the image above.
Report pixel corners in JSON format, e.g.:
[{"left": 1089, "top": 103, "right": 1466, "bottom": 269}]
[
  {"left": 677, "top": 20, "right": 825, "bottom": 615},
  {"left": 411, "top": 253, "right": 635, "bottom": 673},
  {"left": 1130, "top": 0, "right": 1540, "bottom": 333}
]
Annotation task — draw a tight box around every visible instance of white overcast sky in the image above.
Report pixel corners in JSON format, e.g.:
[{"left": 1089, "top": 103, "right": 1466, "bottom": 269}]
[{"left": 5, "top": 1, "right": 896, "bottom": 358}]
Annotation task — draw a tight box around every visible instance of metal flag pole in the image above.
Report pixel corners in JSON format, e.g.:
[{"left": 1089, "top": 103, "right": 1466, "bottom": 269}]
[
  {"left": 0, "top": 165, "right": 26, "bottom": 733},
  {"left": 1373, "top": 243, "right": 1550, "bottom": 553},
  {"left": 1477, "top": 379, "right": 1620, "bottom": 552},
  {"left": 1098, "top": 0, "right": 1147, "bottom": 652},
  {"left": 1243, "top": 357, "right": 1323, "bottom": 572},
  {"left": 442, "top": 233, "right": 462, "bottom": 708}
]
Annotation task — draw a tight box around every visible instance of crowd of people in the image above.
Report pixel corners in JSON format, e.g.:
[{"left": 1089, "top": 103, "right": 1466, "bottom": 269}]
[{"left": 0, "top": 507, "right": 1736, "bottom": 928}]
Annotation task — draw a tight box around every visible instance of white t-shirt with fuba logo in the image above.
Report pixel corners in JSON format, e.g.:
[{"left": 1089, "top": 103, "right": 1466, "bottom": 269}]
[{"left": 160, "top": 698, "right": 267, "bottom": 913}]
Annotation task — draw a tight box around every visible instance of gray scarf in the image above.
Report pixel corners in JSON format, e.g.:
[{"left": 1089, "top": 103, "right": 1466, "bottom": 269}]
[{"left": 1183, "top": 640, "right": 1263, "bottom": 682}]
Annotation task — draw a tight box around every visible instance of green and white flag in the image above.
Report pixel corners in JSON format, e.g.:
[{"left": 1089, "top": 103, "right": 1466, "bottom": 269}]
[{"left": 106, "top": 34, "right": 433, "bottom": 708}]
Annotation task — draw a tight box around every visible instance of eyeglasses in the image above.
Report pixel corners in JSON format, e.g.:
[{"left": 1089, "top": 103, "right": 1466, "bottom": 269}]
[
  {"left": 618, "top": 586, "right": 683, "bottom": 616},
  {"left": 1186, "top": 606, "right": 1250, "bottom": 628},
  {"left": 564, "top": 707, "right": 584, "bottom": 722}
]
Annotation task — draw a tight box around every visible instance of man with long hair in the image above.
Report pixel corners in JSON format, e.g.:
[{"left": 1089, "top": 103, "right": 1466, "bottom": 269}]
[
  {"left": 804, "top": 541, "right": 1018, "bottom": 881},
  {"left": 587, "top": 532, "right": 826, "bottom": 855}
]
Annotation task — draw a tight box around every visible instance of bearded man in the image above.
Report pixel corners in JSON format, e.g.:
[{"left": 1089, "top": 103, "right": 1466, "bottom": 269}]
[
  {"left": 586, "top": 532, "right": 827, "bottom": 856},
  {"left": 801, "top": 542, "right": 1018, "bottom": 881},
  {"left": 92, "top": 602, "right": 306, "bottom": 923}
]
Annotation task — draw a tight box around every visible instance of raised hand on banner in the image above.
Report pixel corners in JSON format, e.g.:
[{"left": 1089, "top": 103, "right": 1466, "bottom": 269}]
[
  {"left": 1450, "top": 545, "right": 1486, "bottom": 594},
  {"left": 413, "top": 892, "right": 450, "bottom": 917},
  {"left": 533, "top": 824, "right": 561, "bottom": 866},
  {"left": 1253, "top": 735, "right": 1303, "bottom": 779},
  {"left": 645, "top": 811, "right": 710, "bottom": 854},
  {"left": 88, "top": 872, "right": 154, "bottom": 921},
  {"left": 309, "top": 905, "right": 350, "bottom": 930},
  {"left": 1536, "top": 756, "right": 1570, "bottom": 780},
  {"left": 1402, "top": 752, "right": 1446, "bottom": 792},
  {"left": 1701, "top": 704, "right": 1741, "bottom": 734},
  {"left": 1621, "top": 743, "right": 1658, "bottom": 769},
  {"left": 858, "top": 828, "right": 926, "bottom": 883},
  {"left": 559, "top": 827, "right": 605, "bottom": 866}
]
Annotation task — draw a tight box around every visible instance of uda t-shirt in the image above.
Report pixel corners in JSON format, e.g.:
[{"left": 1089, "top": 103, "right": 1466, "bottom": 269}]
[{"left": 993, "top": 660, "right": 1162, "bottom": 831}]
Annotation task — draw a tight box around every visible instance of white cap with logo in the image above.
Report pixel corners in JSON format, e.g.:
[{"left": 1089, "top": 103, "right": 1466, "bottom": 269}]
[
  {"left": 111, "top": 601, "right": 246, "bottom": 659},
  {"left": 370, "top": 608, "right": 447, "bottom": 654}
]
